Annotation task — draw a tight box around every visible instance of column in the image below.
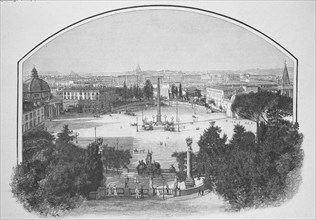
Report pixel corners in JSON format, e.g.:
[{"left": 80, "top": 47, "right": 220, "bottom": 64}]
[{"left": 185, "top": 137, "right": 195, "bottom": 189}]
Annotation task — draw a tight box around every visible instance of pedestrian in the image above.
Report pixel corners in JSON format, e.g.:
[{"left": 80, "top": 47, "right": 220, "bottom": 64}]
[
  {"left": 198, "top": 189, "right": 201, "bottom": 196},
  {"left": 135, "top": 187, "right": 140, "bottom": 199},
  {"left": 201, "top": 188, "right": 204, "bottom": 196},
  {"left": 156, "top": 188, "right": 160, "bottom": 196},
  {"left": 108, "top": 185, "right": 112, "bottom": 195},
  {"left": 140, "top": 186, "right": 144, "bottom": 199},
  {"left": 113, "top": 185, "right": 118, "bottom": 196}
]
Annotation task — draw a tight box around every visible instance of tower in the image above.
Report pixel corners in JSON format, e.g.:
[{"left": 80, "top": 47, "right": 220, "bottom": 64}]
[
  {"left": 280, "top": 61, "right": 293, "bottom": 98},
  {"left": 282, "top": 61, "right": 291, "bottom": 86}
]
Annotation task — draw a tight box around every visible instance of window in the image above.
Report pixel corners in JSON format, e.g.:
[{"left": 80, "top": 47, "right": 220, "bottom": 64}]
[
  {"left": 25, "top": 114, "right": 28, "bottom": 121},
  {"left": 38, "top": 117, "right": 40, "bottom": 123},
  {"left": 30, "top": 121, "right": 33, "bottom": 128},
  {"left": 25, "top": 123, "right": 29, "bottom": 131},
  {"left": 41, "top": 108, "right": 44, "bottom": 114},
  {"left": 34, "top": 111, "right": 36, "bottom": 117},
  {"left": 30, "top": 113, "right": 32, "bottom": 119},
  {"left": 34, "top": 118, "right": 37, "bottom": 125}
]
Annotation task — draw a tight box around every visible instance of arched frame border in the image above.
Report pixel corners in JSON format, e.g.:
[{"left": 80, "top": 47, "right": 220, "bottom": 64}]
[{"left": 17, "top": 5, "right": 298, "bottom": 164}]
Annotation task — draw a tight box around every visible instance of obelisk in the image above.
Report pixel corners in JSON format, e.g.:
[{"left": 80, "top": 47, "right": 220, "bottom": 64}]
[{"left": 156, "top": 77, "right": 162, "bottom": 124}]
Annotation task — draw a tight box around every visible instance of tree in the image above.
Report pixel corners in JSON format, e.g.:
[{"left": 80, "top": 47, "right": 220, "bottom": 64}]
[
  {"left": 231, "top": 91, "right": 278, "bottom": 143},
  {"left": 56, "top": 125, "right": 75, "bottom": 144},
  {"left": 197, "top": 116, "right": 303, "bottom": 210},
  {"left": 197, "top": 122, "right": 228, "bottom": 190},
  {"left": 83, "top": 142, "right": 104, "bottom": 195},
  {"left": 12, "top": 130, "right": 89, "bottom": 216},
  {"left": 179, "top": 83, "right": 183, "bottom": 98},
  {"left": 143, "top": 80, "right": 154, "bottom": 100},
  {"left": 174, "top": 86, "right": 178, "bottom": 98},
  {"left": 122, "top": 81, "right": 128, "bottom": 101},
  {"left": 101, "top": 146, "right": 132, "bottom": 173},
  {"left": 11, "top": 130, "right": 106, "bottom": 216},
  {"left": 22, "top": 130, "right": 55, "bottom": 162}
]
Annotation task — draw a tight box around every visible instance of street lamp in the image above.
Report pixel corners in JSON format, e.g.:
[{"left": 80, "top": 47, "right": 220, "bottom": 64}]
[{"left": 136, "top": 116, "right": 139, "bottom": 132}]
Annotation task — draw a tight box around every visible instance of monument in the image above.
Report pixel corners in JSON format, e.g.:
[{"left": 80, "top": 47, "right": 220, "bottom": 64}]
[{"left": 185, "top": 137, "right": 195, "bottom": 189}]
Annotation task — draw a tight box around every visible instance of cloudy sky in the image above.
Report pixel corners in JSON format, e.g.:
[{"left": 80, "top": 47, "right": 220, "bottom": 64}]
[{"left": 23, "top": 9, "right": 293, "bottom": 74}]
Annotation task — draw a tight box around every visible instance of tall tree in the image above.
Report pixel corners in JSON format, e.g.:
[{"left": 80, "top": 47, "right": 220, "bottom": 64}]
[
  {"left": 197, "top": 122, "right": 228, "bottom": 190},
  {"left": 83, "top": 142, "right": 104, "bottom": 195},
  {"left": 122, "top": 81, "right": 128, "bottom": 101},
  {"left": 231, "top": 91, "right": 278, "bottom": 143},
  {"left": 174, "top": 86, "right": 178, "bottom": 98},
  {"left": 179, "top": 83, "right": 183, "bottom": 98},
  {"left": 143, "top": 80, "right": 154, "bottom": 100}
]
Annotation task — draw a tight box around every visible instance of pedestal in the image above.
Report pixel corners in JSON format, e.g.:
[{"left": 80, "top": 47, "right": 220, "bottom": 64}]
[{"left": 185, "top": 176, "right": 195, "bottom": 189}]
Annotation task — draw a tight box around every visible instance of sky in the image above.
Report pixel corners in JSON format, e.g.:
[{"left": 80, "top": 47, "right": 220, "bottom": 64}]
[{"left": 23, "top": 9, "right": 293, "bottom": 74}]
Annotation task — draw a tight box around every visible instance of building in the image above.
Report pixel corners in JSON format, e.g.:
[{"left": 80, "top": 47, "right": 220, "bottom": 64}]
[
  {"left": 61, "top": 86, "right": 117, "bottom": 113},
  {"left": 23, "top": 67, "right": 63, "bottom": 134},
  {"left": 183, "top": 74, "right": 202, "bottom": 83},
  {"left": 23, "top": 67, "right": 51, "bottom": 101},
  {"left": 115, "top": 75, "right": 139, "bottom": 86},
  {"left": 278, "top": 63, "right": 293, "bottom": 98},
  {"left": 206, "top": 86, "right": 244, "bottom": 111},
  {"left": 22, "top": 101, "right": 45, "bottom": 134}
]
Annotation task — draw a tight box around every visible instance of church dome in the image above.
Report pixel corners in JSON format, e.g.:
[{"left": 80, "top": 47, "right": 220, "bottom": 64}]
[{"left": 23, "top": 67, "right": 51, "bottom": 100}]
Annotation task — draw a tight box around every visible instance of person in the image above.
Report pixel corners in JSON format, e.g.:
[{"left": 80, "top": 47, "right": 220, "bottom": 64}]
[
  {"left": 166, "top": 184, "right": 169, "bottom": 195},
  {"left": 178, "top": 186, "right": 181, "bottom": 196},
  {"left": 156, "top": 188, "right": 160, "bottom": 196},
  {"left": 201, "top": 188, "right": 204, "bottom": 196},
  {"left": 113, "top": 185, "right": 118, "bottom": 196},
  {"left": 108, "top": 185, "right": 112, "bottom": 195},
  {"left": 198, "top": 189, "right": 201, "bottom": 196},
  {"left": 140, "top": 186, "right": 144, "bottom": 199},
  {"left": 135, "top": 187, "right": 140, "bottom": 199}
]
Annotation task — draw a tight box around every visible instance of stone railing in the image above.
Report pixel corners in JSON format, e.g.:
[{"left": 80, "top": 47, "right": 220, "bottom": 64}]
[{"left": 179, "top": 184, "right": 205, "bottom": 196}]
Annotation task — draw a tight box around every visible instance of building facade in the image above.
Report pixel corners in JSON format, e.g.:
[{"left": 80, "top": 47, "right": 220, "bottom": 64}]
[
  {"left": 61, "top": 87, "right": 117, "bottom": 113},
  {"left": 22, "top": 102, "right": 45, "bottom": 134},
  {"left": 23, "top": 67, "right": 63, "bottom": 135}
]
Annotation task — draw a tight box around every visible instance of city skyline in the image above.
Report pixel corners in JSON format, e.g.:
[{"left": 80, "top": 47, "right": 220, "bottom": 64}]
[{"left": 23, "top": 9, "right": 294, "bottom": 74}]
